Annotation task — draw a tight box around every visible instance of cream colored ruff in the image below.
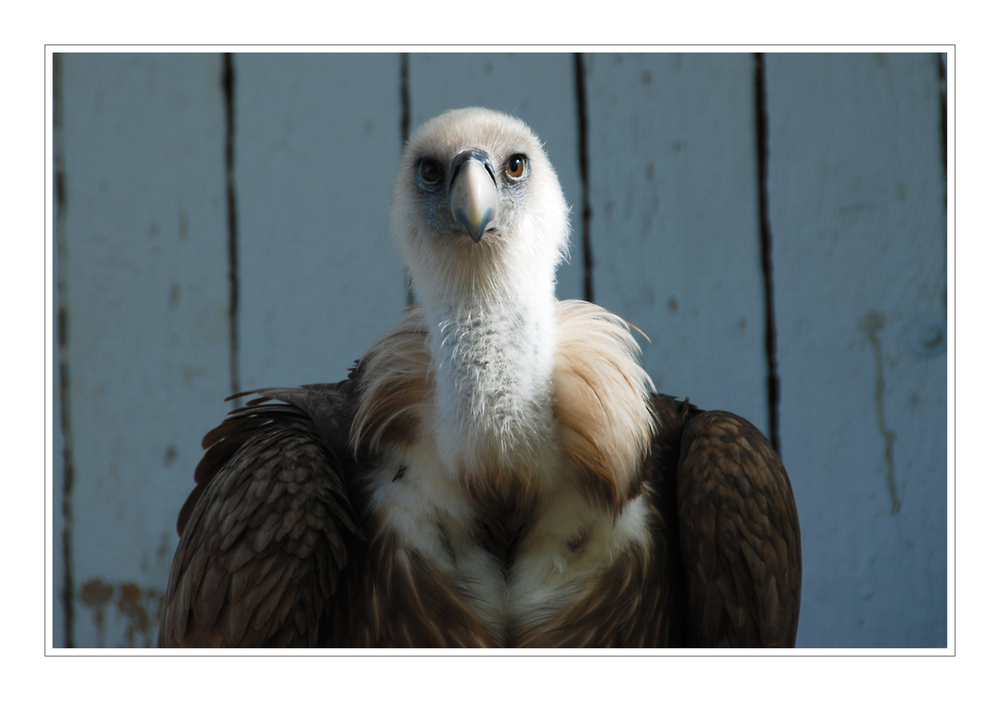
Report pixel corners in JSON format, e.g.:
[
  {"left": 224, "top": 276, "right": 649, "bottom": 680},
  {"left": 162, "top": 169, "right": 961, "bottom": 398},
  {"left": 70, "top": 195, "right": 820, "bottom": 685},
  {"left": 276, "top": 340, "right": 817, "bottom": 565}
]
[
  {"left": 347, "top": 107, "right": 659, "bottom": 641},
  {"left": 352, "top": 302, "right": 656, "bottom": 639}
]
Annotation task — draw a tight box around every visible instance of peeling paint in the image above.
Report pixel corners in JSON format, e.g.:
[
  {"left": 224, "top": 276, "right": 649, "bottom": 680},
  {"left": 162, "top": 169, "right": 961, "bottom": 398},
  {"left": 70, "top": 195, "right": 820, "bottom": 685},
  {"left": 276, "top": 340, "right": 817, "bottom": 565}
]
[
  {"left": 117, "top": 582, "right": 161, "bottom": 647},
  {"left": 77, "top": 578, "right": 164, "bottom": 648},
  {"left": 862, "top": 311, "right": 902, "bottom": 515},
  {"left": 79, "top": 578, "right": 114, "bottom": 648}
]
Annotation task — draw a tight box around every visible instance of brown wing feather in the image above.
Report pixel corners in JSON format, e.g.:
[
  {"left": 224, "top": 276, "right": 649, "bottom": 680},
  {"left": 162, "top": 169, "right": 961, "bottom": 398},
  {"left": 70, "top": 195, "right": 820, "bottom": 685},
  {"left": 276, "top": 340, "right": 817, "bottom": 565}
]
[
  {"left": 158, "top": 384, "right": 364, "bottom": 647},
  {"left": 674, "top": 409, "right": 802, "bottom": 647}
]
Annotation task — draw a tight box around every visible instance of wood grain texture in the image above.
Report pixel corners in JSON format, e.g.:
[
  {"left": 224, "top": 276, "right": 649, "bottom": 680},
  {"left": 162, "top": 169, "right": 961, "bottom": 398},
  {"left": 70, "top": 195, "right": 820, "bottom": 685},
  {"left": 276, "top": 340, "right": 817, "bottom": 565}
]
[
  {"left": 767, "top": 53, "right": 947, "bottom": 646},
  {"left": 235, "top": 54, "right": 406, "bottom": 390},
  {"left": 56, "top": 53, "right": 231, "bottom": 647},
  {"left": 585, "top": 53, "right": 768, "bottom": 429}
]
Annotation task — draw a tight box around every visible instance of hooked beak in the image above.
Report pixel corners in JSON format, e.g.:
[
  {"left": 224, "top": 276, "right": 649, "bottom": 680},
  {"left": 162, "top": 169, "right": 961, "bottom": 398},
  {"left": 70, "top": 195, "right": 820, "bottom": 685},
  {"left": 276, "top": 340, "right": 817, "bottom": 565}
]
[{"left": 449, "top": 152, "right": 499, "bottom": 243}]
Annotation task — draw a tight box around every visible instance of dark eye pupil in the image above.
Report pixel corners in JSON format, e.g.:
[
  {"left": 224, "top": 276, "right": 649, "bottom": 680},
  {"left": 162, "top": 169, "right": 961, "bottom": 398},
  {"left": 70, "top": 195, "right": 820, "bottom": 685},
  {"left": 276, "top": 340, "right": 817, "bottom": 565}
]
[
  {"left": 419, "top": 160, "right": 442, "bottom": 184},
  {"left": 508, "top": 156, "right": 525, "bottom": 177}
]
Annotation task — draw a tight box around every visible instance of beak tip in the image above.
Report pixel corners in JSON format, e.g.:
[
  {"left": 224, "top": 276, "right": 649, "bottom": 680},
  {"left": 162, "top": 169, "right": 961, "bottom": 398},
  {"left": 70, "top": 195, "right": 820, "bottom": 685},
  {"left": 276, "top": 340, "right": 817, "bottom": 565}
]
[
  {"left": 458, "top": 208, "right": 493, "bottom": 243},
  {"left": 450, "top": 156, "right": 500, "bottom": 244}
]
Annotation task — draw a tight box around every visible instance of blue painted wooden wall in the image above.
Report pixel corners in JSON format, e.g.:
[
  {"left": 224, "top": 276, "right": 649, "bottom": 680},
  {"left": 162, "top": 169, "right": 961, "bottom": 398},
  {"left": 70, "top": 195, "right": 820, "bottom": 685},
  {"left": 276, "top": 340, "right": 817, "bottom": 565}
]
[{"left": 52, "top": 51, "right": 948, "bottom": 648}]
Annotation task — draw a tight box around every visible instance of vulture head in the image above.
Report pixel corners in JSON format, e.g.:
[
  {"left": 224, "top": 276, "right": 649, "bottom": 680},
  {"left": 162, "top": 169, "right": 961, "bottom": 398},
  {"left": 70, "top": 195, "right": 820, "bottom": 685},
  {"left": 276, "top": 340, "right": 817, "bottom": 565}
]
[{"left": 390, "top": 107, "right": 570, "bottom": 309}]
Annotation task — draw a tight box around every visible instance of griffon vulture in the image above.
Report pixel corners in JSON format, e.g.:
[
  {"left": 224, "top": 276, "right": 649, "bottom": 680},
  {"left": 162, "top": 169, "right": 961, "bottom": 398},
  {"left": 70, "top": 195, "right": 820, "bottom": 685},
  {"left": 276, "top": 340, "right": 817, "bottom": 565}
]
[{"left": 159, "top": 107, "right": 801, "bottom": 648}]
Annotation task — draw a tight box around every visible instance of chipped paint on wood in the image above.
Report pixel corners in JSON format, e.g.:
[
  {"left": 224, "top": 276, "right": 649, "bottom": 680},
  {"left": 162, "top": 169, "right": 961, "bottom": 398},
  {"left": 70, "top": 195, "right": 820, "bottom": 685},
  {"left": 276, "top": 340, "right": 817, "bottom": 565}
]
[
  {"left": 768, "top": 54, "right": 946, "bottom": 646},
  {"left": 78, "top": 578, "right": 164, "bottom": 648},
  {"left": 586, "top": 53, "right": 768, "bottom": 430},
  {"left": 53, "top": 53, "right": 231, "bottom": 648},
  {"left": 862, "top": 311, "right": 901, "bottom": 515}
]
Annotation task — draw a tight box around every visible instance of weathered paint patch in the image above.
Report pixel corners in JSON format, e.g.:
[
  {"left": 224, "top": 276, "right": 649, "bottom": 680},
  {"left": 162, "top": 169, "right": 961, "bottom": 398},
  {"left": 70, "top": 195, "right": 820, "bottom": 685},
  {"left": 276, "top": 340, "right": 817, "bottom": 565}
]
[
  {"left": 862, "top": 311, "right": 901, "bottom": 515},
  {"left": 77, "top": 578, "right": 164, "bottom": 648},
  {"left": 78, "top": 578, "right": 114, "bottom": 648}
]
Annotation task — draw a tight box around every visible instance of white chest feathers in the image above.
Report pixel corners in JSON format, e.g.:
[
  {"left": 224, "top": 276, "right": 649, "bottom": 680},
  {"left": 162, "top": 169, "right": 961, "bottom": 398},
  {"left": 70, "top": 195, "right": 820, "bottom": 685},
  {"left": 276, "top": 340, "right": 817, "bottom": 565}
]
[{"left": 363, "top": 434, "right": 654, "bottom": 641}]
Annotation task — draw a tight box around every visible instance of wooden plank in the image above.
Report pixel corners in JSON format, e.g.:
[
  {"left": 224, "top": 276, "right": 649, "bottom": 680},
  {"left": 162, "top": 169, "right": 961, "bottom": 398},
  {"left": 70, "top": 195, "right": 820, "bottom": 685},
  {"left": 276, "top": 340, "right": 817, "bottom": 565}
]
[
  {"left": 56, "top": 53, "right": 230, "bottom": 646},
  {"left": 585, "top": 53, "right": 768, "bottom": 429},
  {"left": 767, "top": 53, "right": 947, "bottom": 646},
  {"left": 408, "top": 52, "right": 585, "bottom": 301},
  {"left": 52, "top": 158, "right": 66, "bottom": 647},
  {"left": 235, "top": 54, "right": 405, "bottom": 390}
]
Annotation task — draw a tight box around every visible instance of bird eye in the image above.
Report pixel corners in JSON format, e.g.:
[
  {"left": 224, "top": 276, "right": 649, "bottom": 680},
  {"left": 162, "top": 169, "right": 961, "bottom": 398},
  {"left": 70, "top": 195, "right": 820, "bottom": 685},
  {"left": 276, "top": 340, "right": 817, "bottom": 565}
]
[
  {"left": 417, "top": 159, "right": 444, "bottom": 187},
  {"left": 506, "top": 155, "right": 527, "bottom": 179}
]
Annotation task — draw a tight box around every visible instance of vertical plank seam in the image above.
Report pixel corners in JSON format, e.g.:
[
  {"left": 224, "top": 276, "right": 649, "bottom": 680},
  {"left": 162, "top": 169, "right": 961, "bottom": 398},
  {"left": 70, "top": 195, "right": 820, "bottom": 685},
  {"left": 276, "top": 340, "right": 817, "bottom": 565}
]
[
  {"left": 573, "top": 53, "right": 594, "bottom": 303},
  {"left": 223, "top": 54, "right": 241, "bottom": 404},
  {"left": 753, "top": 53, "right": 782, "bottom": 455},
  {"left": 937, "top": 53, "right": 948, "bottom": 217},
  {"left": 53, "top": 52, "right": 76, "bottom": 648},
  {"left": 401, "top": 53, "right": 415, "bottom": 308}
]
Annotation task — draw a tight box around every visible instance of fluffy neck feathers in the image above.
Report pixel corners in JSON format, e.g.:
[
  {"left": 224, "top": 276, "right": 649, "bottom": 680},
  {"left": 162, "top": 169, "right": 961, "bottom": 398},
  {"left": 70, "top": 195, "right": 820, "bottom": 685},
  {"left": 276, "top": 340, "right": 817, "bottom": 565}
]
[
  {"left": 425, "top": 287, "right": 559, "bottom": 482},
  {"left": 352, "top": 300, "right": 657, "bottom": 513}
]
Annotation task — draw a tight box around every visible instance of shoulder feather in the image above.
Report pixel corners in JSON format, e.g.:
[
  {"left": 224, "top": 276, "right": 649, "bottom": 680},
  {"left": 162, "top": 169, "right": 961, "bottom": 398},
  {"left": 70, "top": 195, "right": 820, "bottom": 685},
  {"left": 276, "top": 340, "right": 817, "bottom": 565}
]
[
  {"left": 159, "top": 385, "right": 364, "bottom": 647},
  {"left": 552, "top": 300, "right": 657, "bottom": 512},
  {"left": 675, "top": 410, "right": 801, "bottom": 647},
  {"left": 350, "top": 307, "right": 433, "bottom": 456}
]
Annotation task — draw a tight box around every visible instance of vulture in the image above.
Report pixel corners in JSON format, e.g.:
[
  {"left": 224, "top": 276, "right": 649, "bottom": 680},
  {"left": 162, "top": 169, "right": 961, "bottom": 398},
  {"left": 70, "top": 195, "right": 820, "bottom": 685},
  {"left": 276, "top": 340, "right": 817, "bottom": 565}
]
[{"left": 159, "top": 107, "right": 801, "bottom": 648}]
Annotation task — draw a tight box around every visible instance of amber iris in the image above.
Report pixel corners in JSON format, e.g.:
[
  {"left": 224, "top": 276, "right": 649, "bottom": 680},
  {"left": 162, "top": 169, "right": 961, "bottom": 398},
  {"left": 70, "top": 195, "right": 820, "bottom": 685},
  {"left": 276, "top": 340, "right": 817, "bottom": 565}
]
[{"left": 506, "top": 155, "right": 526, "bottom": 179}]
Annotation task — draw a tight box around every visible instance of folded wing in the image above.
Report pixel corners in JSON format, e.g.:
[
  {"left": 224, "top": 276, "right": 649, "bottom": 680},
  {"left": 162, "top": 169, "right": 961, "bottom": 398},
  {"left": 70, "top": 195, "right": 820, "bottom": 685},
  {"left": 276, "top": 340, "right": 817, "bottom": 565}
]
[
  {"left": 674, "top": 409, "right": 801, "bottom": 647},
  {"left": 158, "top": 385, "right": 364, "bottom": 647}
]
